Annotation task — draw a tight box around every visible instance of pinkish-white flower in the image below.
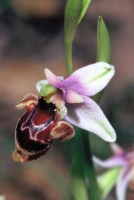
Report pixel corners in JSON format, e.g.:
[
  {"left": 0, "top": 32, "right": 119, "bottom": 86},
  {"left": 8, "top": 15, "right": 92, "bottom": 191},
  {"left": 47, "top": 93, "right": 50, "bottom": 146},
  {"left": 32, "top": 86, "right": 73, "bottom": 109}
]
[
  {"left": 36, "top": 62, "right": 116, "bottom": 142},
  {"left": 93, "top": 143, "right": 134, "bottom": 200}
]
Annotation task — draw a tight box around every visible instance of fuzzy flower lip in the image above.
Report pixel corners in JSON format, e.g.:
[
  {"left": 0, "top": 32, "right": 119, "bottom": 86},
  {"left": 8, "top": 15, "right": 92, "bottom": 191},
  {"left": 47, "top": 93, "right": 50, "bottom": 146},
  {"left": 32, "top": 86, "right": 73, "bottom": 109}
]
[
  {"left": 36, "top": 62, "right": 116, "bottom": 142},
  {"left": 13, "top": 94, "right": 75, "bottom": 162},
  {"left": 93, "top": 143, "right": 134, "bottom": 200}
]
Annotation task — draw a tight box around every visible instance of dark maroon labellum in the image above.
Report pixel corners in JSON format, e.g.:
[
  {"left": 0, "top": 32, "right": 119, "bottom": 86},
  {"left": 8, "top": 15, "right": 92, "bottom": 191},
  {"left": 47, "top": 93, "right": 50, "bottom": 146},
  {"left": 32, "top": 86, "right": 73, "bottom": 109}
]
[{"left": 14, "top": 97, "right": 58, "bottom": 162}]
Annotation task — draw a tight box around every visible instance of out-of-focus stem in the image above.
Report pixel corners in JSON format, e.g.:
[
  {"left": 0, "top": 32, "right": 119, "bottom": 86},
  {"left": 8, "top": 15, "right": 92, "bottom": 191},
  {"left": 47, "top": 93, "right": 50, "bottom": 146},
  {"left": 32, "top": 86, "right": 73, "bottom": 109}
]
[
  {"left": 72, "top": 132, "right": 89, "bottom": 200},
  {"left": 82, "top": 133, "right": 102, "bottom": 200}
]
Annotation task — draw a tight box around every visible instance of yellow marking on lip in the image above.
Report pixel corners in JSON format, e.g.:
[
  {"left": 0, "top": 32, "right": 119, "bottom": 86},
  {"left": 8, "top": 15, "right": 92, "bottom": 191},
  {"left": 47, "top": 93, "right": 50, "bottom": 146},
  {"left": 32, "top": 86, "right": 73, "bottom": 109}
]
[{"left": 15, "top": 100, "right": 37, "bottom": 109}]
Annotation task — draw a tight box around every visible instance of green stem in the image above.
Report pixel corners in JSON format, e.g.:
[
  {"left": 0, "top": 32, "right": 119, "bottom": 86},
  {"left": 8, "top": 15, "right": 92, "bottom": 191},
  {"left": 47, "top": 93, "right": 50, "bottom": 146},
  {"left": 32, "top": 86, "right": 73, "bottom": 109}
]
[
  {"left": 65, "top": 41, "right": 73, "bottom": 75},
  {"left": 82, "top": 133, "right": 102, "bottom": 200}
]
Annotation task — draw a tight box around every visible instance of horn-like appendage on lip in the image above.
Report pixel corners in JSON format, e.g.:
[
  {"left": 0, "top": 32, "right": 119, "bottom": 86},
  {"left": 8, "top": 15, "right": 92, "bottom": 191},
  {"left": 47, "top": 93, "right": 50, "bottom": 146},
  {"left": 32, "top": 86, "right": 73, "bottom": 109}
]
[{"left": 15, "top": 94, "right": 38, "bottom": 112}]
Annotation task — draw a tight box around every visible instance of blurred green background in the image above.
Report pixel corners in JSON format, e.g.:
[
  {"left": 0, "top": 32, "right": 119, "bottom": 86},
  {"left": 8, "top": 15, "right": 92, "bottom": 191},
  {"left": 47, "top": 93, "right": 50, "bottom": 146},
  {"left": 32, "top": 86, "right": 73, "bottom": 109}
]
[{"left": 0, "top": 0, "right": 134, "bottom": 199}]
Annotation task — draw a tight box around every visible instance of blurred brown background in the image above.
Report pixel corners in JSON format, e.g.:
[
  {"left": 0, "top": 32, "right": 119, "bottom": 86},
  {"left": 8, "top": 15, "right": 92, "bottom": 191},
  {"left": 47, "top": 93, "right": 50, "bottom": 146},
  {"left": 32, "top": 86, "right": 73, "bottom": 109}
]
[{"left": 0, "top": 0, "right": 134, "bottom": 199}]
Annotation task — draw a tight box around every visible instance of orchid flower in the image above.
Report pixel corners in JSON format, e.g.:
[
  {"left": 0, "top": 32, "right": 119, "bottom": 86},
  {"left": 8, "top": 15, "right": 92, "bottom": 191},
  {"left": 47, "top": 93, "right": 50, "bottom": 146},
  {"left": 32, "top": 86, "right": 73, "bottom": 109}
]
[
  {"left": 12, "top": 62, "right": 116, "bottom": 162},
  {"left": 93, "top": 143, "right": 134, "bottom": 200},
  {"left": 36, "top": 62, "right": 116, "bottom": 141}
]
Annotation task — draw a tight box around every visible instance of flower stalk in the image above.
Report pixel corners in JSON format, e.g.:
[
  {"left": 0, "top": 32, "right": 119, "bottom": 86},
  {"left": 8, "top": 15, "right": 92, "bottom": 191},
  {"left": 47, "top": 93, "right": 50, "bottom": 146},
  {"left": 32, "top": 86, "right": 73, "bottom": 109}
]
[
  {"left": 82, "top": 132, "right": 102, "bottom": 200},
  {"left": 72, "top": 130, "right": 89, "bottom": 200},
  {"left": 65, "top": 41, "right": 73, "bottom": 75},
  {"left": 64, "top": 1, "right": 113, "bottom": 198}
]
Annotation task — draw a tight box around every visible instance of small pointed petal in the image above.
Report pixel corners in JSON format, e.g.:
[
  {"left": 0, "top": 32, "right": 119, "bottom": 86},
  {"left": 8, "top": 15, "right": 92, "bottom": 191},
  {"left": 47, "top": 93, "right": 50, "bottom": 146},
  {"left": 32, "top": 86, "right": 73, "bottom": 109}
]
[
  {"left": 65, "top": 90, "right": 84, "bottom": 103},
  {"left": 110, "top": 143, "right": 125, "bottom": 155},
  {"left": 116, "top": 167, "right": 131, "bottom": 200},
  {"left": 44, "top": 68, "right": 61, "bottom": 87},
  {"left": 65, "top": 97, "right": 116, "bottom": 142},
  {"left": 93, "top": 156, "right": 127, "bottom": 168},
  {"left": 51, "top": 121, "right": 75, "bottom": 141},
  {"left": 63, "top": 62, "right": 115, "bottom": 96}
]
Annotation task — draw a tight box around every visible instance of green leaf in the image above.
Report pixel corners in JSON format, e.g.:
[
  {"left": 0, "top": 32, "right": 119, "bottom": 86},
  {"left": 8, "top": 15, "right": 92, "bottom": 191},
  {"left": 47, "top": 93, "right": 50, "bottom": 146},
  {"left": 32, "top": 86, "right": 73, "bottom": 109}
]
[
  {"left": 64, "top": 0, "right": 92, "bottom": 75},
  {"left": 98, "top": 167, "right": 121, "bottom": 199},
  {"left": 78, "top": 0, "right": 92, "bottom": 23},
  {"left": 65, "top": 0, "right": 82, "bottom": 43},
  {"left": 96, "top": 16, "right": 111, "bottom": 63}
]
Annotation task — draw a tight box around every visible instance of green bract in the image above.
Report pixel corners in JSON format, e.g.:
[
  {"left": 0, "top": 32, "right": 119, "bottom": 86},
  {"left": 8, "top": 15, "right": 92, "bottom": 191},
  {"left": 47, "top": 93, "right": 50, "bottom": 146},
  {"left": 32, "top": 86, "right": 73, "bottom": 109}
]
[
  {"left": 96, "top": 17, "right": 111, "bottom": 63},
  {"left": 65, "top": 0, "right": 92, "bottom": 43}
]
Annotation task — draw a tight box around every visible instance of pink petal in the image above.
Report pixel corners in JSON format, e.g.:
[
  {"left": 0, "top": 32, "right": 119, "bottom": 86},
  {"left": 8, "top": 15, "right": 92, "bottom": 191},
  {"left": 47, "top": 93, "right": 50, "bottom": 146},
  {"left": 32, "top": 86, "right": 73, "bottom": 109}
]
[
  {"left": 65, "top": 97, "right": 116, "bottom": 142},
  {"left": 62, "top": 62, "right": 115, "bottom": 96},
  {"left": 116, "top": 167, "right": 131, "bottom": 200},
  {"left": 44, "top": 68, "right": 61, "bottom": 87},
  {"left": 65, "top": 90, "right": 84, "bottom": 103},
  {"left": 110, "top": 143, "right": 125, "bottom": 155},
  {"left": 93, "top": 156, "right": 127, "bottom": 168}
]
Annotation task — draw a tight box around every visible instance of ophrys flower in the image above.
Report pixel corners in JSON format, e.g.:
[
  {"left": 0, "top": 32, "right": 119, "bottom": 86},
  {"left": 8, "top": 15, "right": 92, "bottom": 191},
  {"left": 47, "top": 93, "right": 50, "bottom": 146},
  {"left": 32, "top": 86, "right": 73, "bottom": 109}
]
[{"left": 13, "top": 62, "right": 116, "bottom": 162}]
